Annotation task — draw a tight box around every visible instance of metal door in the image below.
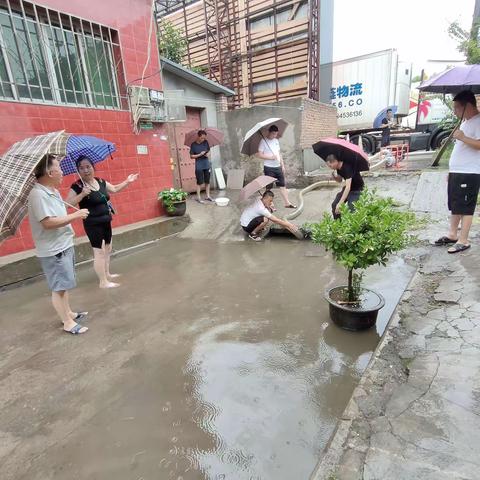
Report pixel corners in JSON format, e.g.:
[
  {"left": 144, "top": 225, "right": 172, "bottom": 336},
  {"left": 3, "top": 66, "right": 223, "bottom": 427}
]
[{"left": 174, "top": 107, "right": 202, "bottom": 193}]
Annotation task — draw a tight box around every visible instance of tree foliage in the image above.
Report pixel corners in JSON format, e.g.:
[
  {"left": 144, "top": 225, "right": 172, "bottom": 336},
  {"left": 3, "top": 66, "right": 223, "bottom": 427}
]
[
  {"left": 158, "top": 20, "right": 187, "bottom": 64},
  {"left": 448, "top": 19, "right": 480, "bottom": 65},
  {"left": 309, "top": 190, "right": 416, "bottom": 301}
]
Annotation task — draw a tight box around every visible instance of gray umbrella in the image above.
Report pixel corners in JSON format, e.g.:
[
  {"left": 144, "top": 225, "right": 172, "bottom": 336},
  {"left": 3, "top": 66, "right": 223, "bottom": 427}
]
[{"left": 241, "top": 118, "right": 288, "bottom": 156}]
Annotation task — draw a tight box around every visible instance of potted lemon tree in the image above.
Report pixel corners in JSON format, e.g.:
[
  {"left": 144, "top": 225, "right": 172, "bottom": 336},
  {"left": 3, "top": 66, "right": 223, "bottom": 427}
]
[
  {"left": 309, "top": 190, "right": 416, "bottom": 331},
  {"left": 159, "top": 188, "right": 188, "bottom": 216}
]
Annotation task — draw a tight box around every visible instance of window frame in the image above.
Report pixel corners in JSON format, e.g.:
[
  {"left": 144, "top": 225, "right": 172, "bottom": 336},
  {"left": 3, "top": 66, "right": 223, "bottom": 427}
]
[{"left": 0, "top": 0, "right": 125, "bottom": 110}]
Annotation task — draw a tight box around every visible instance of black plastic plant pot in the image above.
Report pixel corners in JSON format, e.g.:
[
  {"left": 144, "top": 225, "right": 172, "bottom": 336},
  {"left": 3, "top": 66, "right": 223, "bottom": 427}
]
[
  {"left": 325, "top": 286, "right": 385, "bottom": 331},
  {"left": 165, "top": 200, "right": 186, "bottom": 217}
]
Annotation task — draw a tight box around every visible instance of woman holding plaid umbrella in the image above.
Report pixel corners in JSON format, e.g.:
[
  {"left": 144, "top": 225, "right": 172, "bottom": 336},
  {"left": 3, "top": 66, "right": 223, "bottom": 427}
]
[{"left": 66, "top": 157, "right": 138, "bottom": 288}]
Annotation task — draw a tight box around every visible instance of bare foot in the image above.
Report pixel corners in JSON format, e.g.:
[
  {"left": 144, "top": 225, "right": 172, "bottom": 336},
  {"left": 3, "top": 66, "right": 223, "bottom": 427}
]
[
  {"left": 107, "top": 273, "right": 121, "bottom": 280},
  {"left": 100, "top": 281, "right": 120, "bottom": 289}
]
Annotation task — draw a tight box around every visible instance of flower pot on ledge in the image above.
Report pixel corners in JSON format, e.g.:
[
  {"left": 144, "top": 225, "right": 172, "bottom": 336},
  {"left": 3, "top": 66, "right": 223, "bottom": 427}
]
[{"left": 164, "top": 200, "right": 186, "bottom": 217}]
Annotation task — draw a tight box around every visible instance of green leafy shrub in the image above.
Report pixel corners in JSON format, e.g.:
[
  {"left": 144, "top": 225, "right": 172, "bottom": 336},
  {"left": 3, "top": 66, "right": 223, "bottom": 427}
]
[
  {"left": 158, "top": 20, "right": 187, "bottom": 64},
  {"left": 309, "top": 190, "right": 416, "bottom": 301},
  {"left": 158, "top": 188, "right": 187, "bottom": 213}
]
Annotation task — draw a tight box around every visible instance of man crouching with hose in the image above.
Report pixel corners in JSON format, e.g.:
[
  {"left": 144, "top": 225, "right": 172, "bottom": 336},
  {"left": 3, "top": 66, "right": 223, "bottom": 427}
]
[{"left": 240, "top": 191, "right": 299, "bottom": 241}]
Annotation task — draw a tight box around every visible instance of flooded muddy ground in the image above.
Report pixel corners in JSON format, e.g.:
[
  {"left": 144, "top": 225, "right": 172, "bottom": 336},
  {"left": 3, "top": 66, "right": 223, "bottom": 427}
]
[{"left": 0, "top": 237, "right": 414, "bottom": 480}]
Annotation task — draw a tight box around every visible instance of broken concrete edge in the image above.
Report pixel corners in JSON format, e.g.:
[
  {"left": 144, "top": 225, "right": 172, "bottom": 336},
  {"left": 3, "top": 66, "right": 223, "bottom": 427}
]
[
  {"left": 309, "top": 253, "right": 424, "bottom": 480},
  {"left": 0, "top": 215, "right": 190, "bottom": 291}
]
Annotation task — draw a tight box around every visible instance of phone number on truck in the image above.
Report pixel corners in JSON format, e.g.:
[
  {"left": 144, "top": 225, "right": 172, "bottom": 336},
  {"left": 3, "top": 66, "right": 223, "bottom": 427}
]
[{"left": 337, "top": 110, "right": 363, "bottom": 118}]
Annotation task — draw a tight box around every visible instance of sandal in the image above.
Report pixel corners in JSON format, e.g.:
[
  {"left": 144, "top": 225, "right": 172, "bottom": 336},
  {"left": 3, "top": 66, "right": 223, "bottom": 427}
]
[
  {"left": 285, "top": 204, "right": 297, "bottom": 209},
  {"left": 448, "top": 243, "right": 471, "bottom": 254},
  {"left": 74, "top": 311, "right": 88, "bottom": 320},
  {"left": 195, "top": 199, "right": 205, "bottom": 204},
  {"left": 205, "top": 197, "right": 215, "bottom": 202},
  {"left": 434, "top": 236, "right": 457, "bottom": 246},
  {"left": 65, "top": 323, "right": 88, "bottom": 334}
]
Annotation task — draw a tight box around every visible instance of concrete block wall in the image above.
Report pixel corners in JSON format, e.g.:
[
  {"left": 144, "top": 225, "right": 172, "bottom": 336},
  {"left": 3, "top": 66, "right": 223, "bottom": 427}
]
[
  {"left": 218, "top": 97, "right": 337, "bottom": 187},
  {"left": 300, "top": 99, "right": 338, "bottom": 149}
]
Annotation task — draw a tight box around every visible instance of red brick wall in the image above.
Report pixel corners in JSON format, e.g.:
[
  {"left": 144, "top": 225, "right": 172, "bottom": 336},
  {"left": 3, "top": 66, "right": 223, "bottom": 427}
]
[
  {"left": 300, "top": 98, "right": 338, "bottom": 149},
  {"left": 0, "top": 0, "right": 173, "bottom": 257}
]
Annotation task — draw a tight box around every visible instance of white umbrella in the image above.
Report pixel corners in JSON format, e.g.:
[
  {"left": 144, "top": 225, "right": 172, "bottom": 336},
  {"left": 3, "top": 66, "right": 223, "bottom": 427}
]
[{"left": 241, "top": 118, "right": 288, "bottom": 156}]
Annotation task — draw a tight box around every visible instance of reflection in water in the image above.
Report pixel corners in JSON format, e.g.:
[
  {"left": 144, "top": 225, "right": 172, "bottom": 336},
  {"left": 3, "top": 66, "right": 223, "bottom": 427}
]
[
  {"left": 0, "top": 237, "right": 416, "bottom": 480},
  {"left": 183, "top": 319, "right": 379, "bottom": 480}
]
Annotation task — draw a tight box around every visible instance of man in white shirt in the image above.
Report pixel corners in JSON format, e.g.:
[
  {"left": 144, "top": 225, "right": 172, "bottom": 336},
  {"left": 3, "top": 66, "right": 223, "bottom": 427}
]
[
  {"left": 28, "top": 155, "right": 90, "bottom": 334},
  {"left": 434, "top": 90, "right": 480, "bottom": 253},
  {"left": 240, "top": 190, "right": 298, "bottom": 241},
  {"left": 257, "top": 125, "right": 296, "bottom": 209}
]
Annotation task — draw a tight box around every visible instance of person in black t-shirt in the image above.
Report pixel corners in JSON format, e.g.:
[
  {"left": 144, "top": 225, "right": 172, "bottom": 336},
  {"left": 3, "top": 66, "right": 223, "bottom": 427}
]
[
  {"left": 190, "top": 130, "right": 213, "bottom": 203},
  {"left": 66, "top": 157, "right": 138, "bottom": 289},
  {"left": 325, "top": 154, "right": 364, "bottom": 220},
  {"left": 380, "top": 108, "right": 395, "bottom": 147}
]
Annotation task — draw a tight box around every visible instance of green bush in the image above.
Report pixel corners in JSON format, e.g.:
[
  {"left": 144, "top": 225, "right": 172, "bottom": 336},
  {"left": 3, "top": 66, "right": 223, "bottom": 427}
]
[
  {"left": 158, "top": 188, "right": 187, "bottom": 213},
  {"left": 309, "top": 190, "right": 416, "bottom": 302},
  {"left": 158, "top": 20, "right": 187, "bottom": 64}
]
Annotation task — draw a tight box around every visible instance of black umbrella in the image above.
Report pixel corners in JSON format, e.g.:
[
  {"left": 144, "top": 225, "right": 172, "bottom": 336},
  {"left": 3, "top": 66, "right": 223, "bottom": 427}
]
[{"left": 312, "top": 137, "right": 370, "bottom": 172}]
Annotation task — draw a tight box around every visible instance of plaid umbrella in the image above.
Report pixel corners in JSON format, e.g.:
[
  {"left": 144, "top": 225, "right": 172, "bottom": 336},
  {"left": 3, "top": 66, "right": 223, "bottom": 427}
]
[
  {"left": 61, "top": 135, "right": 115, "bottom": 175},
  {"left": 0, "top": 130, "right": 65, "bottom": 243}
]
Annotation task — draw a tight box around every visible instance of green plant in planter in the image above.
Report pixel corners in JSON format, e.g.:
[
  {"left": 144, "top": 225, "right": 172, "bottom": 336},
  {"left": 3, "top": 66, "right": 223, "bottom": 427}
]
[
  {"left": 158, "top": 188, "right": 187, "bottom": 213},
  {"left": 309, "top": 189, "right": 416, "bottom": 302}
]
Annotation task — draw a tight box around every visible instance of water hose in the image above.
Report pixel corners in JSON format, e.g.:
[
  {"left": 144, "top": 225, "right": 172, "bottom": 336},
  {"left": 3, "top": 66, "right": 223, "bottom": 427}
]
[{"left": 284, "top": 152, "right": 387, "bottom": 221}]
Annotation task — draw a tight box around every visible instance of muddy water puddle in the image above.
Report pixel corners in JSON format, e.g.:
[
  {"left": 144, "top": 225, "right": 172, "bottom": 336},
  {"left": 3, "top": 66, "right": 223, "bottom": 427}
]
[{"left": 0, "top": 237, "right": 414, "bottom": 480}]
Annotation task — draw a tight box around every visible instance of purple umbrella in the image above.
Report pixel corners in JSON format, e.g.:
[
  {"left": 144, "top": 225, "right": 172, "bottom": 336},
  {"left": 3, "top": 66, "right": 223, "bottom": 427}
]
[{"left": 418, "top": 65, "right": 480, "bottom": 94}]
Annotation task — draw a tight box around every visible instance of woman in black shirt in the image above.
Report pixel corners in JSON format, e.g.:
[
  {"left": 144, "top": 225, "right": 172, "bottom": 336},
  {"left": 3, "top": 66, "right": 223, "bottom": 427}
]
[{"left": 66, "top": 157, "right": 138, "bottom": 288}]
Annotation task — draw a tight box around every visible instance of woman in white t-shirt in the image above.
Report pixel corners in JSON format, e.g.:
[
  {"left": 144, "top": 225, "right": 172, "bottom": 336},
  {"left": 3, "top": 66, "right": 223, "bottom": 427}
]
[{"left": 257, "top": 125, "right": 296, "bottom": 209}]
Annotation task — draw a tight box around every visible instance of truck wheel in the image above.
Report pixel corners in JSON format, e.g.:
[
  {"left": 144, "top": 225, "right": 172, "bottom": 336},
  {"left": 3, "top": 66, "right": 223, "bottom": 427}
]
[
  {"left": 363, "top": 135, "right": 375, "bottom": 154},
  {"left": 432, "top": 130, "right": 451, "bottom": 150},
  {"left": 350, "top": 135, "right": 374, "bottom": 154}
]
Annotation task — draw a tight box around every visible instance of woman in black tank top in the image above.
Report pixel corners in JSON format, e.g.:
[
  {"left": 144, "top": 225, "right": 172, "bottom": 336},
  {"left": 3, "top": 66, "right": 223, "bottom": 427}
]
[{"left": 66, "top": 157, "right": 138, "bottom": 289}]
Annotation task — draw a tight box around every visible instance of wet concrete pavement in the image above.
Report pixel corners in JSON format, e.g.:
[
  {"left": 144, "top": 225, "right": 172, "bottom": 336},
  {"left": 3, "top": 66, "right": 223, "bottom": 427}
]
[
  {"left": 313, "top": 172, "right": 480, "bottom": 480},
  {"left": 0, "top": 233, "right": 414, "bottom": 480}
]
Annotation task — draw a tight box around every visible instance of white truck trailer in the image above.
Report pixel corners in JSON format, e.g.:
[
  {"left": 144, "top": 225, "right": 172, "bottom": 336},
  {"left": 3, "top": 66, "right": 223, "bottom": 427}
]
[{"left": 320, "top": 49, "right": 453, "bottom": 154}]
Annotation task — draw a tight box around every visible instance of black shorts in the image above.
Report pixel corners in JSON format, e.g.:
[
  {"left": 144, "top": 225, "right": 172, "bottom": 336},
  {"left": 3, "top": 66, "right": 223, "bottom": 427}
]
[
  {"left": 263, "top": 166, "right": 285, "bottom": 188},
  {"left": 448, "top": 173, "right": 480, "bottom": 215},
  {"left": 84, "top": 222, "right": 113, "bottom": 249},
  {"left": 242, "top": 216, "right": 266, "bottom": 234},
  {"left": 195, "top": 168, "right": 211, "bottom": 185}
]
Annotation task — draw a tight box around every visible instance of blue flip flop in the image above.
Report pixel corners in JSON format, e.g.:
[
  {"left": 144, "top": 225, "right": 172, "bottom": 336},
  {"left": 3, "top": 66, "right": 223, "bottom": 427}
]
[
  {"left": 74, "top": 311, "right": 88, "bottom": 320},
  {"left": 66, "top": 323, "right": 88, "bottom": 335}
]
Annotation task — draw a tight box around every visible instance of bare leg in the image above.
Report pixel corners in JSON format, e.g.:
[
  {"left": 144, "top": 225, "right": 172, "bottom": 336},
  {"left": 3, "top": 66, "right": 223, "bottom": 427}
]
[
  {"left": 447, "top": 214, "right": 461, "bottom": 240},
  {"left": 52, "top": 290, "right": 87, "bottom": 333},
  {"left": 279, "top": 186, "right": 293, "bottom": 207},
  {"left": 64, "top": 291, "right": 86, "bottom": 319},
  {"left": 206, "top": 183, "right": 212, "bottom": 199},
  {"left": 104, "top": 243, "right": 120, "bottom": 280},
  {"left": 196, "top": 184, "right": 203, "bottom": 201},
  {"left": 93, "top": 247, "right": 119, "bottom": 288},
  {"left": 458, "top": 215, "right": 473, "bottom": 245}
]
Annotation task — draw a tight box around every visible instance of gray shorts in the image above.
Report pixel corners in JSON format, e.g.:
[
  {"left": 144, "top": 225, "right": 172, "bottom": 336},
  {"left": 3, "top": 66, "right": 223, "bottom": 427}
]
[{"left": 39, "top": 246, "right": 77, "bottom": 292}]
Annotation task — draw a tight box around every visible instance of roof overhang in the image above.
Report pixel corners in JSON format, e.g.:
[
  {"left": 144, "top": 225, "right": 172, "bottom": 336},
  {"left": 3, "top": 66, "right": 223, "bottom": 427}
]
[{"left": 161, "top": 57, "right": 235, "bottom": 96}]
